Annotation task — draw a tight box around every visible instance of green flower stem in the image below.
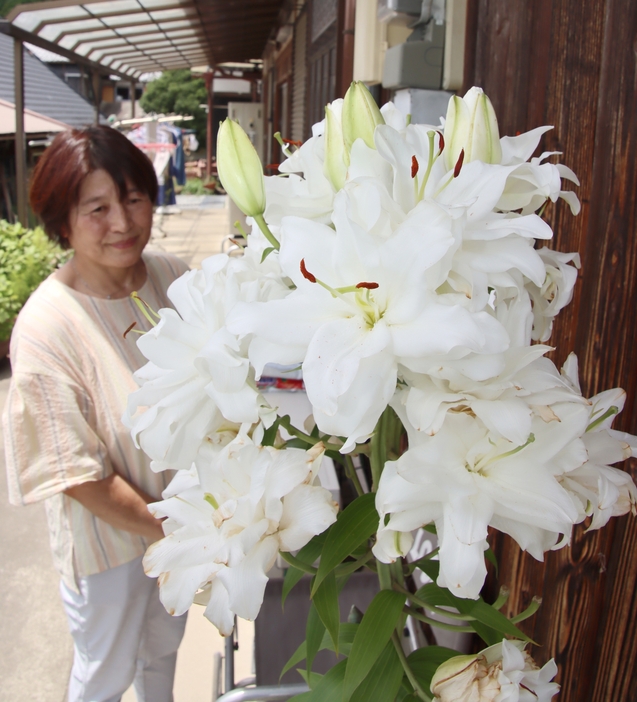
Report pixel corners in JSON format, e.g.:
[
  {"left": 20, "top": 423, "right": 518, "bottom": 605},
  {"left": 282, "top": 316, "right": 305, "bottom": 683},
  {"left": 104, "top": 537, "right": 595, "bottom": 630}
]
[
  {"left": 377, "top": 561, "right": 393, "bottom": 591},
  {"left": 417, "top": 130, "right": 436, "bottom": 201},
  {"left": 391, "top": 631, "right": 432, "bottom": 702},
  {"left": 278, "top": 416, "right": 343, "bottom": 453},
  {"left": 406, "top": 548, "right": 440, "bottom": 572},
  {"left": 335, "top": 551, "right": 373, "bottom": 577},
  {"left": 279, "top": 551, "right": 317, "bottom": 575},
  {"left": 510, "top": 596, "right": 542, "bottom": 624},
  {"left": 370, "top": 409, "right": 389, "bottom": 491},
  {"left": 492, "top": 586, "right": 510, "bottom": 611},
  {"left": 392, "top": 583, "right": 476, "bottom": 621},
  {"left": 404, "top": 606, "right": 475, "bottom": 633},
  {"left": 252, "top": 213, "right": 280, "bottom": 250},
  {"left": 344, "top": 454, "right": 366, "bottom": 496}
]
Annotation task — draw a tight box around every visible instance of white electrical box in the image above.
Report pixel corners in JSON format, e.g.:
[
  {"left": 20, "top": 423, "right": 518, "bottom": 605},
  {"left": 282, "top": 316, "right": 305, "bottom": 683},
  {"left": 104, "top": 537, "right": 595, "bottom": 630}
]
[{"left": 227, "top": 102, "right": 264, "bottom": 163}]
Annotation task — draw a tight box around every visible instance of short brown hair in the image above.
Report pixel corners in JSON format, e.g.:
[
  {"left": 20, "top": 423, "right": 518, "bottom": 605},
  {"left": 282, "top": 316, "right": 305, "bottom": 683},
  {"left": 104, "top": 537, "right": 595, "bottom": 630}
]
[{"left": 29, "top": 126, "right": 158, "bottom": 248}]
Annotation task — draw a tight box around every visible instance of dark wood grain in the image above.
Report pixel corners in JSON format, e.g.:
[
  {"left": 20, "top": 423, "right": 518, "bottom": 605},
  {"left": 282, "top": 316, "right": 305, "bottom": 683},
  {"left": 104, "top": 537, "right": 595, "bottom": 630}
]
[{"left": 466, "top": 1, "right": 637, "bottom": 699}]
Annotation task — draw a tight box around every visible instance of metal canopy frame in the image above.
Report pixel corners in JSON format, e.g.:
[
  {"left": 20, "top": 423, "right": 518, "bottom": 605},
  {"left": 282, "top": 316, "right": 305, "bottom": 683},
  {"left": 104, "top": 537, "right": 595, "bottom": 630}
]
[{"left": 5, "top": 0, "right": 212, "bottom": 79}]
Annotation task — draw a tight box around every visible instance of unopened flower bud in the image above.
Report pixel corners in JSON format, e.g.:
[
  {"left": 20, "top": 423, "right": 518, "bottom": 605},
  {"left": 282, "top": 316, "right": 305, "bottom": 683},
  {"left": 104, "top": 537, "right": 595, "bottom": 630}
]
[
  {"left": 216, "top": 118, "right": 266, "bottom": 217},
  {"left": 323, "top": 103, "right": 348, "bottom": 191},
  {"left": 444, "top": 87, "right": 502, "bottom": 171},
  {"left": 342, "top": 81, "right": 385, "bottom": 151}
]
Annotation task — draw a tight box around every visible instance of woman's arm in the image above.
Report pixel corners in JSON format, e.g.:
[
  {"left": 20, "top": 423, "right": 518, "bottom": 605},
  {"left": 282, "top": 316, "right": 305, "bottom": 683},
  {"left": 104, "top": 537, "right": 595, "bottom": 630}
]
[{"left": 64, "top": 473, "right": 165, "bottom": 542}]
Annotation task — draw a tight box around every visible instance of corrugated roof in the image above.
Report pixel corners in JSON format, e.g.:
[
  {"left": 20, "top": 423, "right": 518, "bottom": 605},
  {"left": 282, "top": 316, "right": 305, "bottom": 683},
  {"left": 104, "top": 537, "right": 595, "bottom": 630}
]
[
  {"left": 0, "top": 31, "right": 96, "bottom": 128},
  {"left": 0, "top": 96, "right": 71, "bottom": 134},
  {"left": 6, "top": 0, "right": 284, "bottom": 78}
]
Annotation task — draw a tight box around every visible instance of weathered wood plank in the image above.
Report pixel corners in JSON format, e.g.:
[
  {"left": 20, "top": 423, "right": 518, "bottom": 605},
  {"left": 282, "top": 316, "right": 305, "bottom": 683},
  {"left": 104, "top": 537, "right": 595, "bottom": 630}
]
[{"left": 465, "top": 0, "right": 637, "bottom": 699}]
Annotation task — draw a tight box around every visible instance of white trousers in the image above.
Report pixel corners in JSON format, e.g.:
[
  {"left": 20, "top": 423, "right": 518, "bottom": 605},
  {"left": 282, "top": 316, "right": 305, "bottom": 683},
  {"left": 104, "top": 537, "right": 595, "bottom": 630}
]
[{"left": 60, "top": 556, "right": 188, "bottom": 702}]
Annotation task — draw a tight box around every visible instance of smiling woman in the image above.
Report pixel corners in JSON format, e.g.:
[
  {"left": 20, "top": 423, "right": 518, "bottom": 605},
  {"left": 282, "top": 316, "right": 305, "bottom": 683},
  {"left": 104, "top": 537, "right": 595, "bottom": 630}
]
[{"left": 2, "top": 126, "right": 190, "bottom": 702}]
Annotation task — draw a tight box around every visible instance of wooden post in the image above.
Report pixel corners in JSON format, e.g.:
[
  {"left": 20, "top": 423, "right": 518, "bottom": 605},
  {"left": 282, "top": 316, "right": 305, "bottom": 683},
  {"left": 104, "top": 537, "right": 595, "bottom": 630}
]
[
  {"left": 205, "top": 71, "right": 214, "bottom": 180},
  {"left": 92, "top": 71, "right": 101, "bottom": 125},
  {"left": 337, "top": 0, "right": 357, "bottom": 97},
  {"left": 13, "top": 37, "right": 27, "bottom": 226},
  {"left": 130, "top": 80, "right": 136, "bottom": 120}
]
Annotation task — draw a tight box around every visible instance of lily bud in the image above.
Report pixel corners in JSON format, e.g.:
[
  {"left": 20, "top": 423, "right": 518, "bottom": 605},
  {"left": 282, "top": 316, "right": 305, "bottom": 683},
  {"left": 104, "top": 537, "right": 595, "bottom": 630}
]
[
  {"left": 216, "top": 118, "right": 266, "bottom": 217},
  {"left": 342, "top": 81, "right": 385, "bottom": 151},
  {"left": 443, "top": 87, "right": 502, "bottom": 171},
  {"left": 323, "top": 103, "right": 349, "bottom": 191},
  {"left": 431, "top": 653, "right": 500, "bottom": 702}
]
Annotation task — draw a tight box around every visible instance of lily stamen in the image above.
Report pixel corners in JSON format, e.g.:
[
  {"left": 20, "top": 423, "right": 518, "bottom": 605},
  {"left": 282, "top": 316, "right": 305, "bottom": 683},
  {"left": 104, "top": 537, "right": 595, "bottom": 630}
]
[
  {"left": 418, "top": 130, "right": 442, "bottom": 201},
  {"left": 122, "top": 321, "right": 144, "bottom": 339},
  {"left": 437, "top": 130, "right": 445, "bottom": 156},
  {"left": 131, "top": 291, "right": 160, "bottom": 327},
  {"left": 300, "top": 258, "right": 317, "bottom": 283},
  {"left": 298, "top": 260, "right": 382, "bottom": 325},
  {"left": 454, "top": 148, "right": 465, "bottom": 178}
]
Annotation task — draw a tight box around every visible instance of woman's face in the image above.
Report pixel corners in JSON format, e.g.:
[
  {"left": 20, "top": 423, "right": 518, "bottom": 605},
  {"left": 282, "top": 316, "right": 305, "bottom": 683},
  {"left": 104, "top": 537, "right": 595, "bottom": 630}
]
[{"left": 66, "top": 168, "right": 153, "bottom": 269}]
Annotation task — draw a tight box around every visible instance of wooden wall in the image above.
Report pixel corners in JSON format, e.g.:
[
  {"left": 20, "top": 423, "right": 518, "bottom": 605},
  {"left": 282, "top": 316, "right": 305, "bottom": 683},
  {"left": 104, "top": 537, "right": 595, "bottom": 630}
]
[{"left": 463, "top": 1, "right": 637, "bottom": 699}]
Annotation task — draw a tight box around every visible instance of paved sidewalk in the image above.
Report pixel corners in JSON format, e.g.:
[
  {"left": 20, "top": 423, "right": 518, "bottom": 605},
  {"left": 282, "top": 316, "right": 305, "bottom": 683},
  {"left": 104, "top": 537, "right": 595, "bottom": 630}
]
[
  {"left": 1, "top": 196, "right": 254, "bottom": 702},
  {"left": 147, "top": 195, "right": 238, "bottom": 268}
]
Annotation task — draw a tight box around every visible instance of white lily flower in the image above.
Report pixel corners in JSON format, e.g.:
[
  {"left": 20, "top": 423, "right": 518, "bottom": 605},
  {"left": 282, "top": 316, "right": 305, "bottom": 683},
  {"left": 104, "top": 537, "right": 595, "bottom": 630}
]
[
  {"left": 265, "top": 117, "right": 335, "bottom": 226},
  {"left": 143, "top": 437, "right": 338, "bottom": 636},
  {"left": 373, "top": 403, "right": 589, "bottom": 598},
  {"left": 431, "top": 639, "right": 559, "bottom": 702},
  {"left": 556, "top": 356, "right": 637, "bottom": 528},
  {"left": 125, "top": 251, "right": 287, "bottom": 471},
  {"left": 527, "top": 247, "right": 581, "bottom": 342},
  {"left": 228, "top": 187, "right": 510, "bottom": 452},
  {"left": 395, "top": 348, "right": 588, "bottom": 445}
]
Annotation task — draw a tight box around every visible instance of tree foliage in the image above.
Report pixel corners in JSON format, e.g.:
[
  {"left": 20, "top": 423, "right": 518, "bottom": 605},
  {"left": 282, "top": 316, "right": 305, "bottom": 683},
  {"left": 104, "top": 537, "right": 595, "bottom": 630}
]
[
  {"left": 139, "top": 69, "right": 207, "bottom": 147},
  {"left": 0, "top": 0, "right": 40, "bottom": 18}
]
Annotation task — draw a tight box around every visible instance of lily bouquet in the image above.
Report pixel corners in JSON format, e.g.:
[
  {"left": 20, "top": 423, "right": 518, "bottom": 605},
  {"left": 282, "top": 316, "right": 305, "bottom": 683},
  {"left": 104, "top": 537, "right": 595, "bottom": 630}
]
[{"left": 125, "top": 84, "right": 637, "bottom": 701}]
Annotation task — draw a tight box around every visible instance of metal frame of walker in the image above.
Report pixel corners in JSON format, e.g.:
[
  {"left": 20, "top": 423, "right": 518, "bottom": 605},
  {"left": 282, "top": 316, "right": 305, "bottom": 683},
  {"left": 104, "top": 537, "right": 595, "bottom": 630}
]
[{"left": 213, "top": 620, "right": 309, "bottom": 701}]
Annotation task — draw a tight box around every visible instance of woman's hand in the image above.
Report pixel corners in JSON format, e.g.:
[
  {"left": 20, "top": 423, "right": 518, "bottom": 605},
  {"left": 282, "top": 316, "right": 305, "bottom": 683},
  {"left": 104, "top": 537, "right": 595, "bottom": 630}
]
[{"left": 64, "top": 473, "right": 165, "bottom": 542}]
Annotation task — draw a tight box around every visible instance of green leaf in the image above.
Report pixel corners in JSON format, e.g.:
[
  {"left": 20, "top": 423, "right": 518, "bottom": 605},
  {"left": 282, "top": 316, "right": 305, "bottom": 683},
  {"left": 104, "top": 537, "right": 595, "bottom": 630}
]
[
  {"left": 485, "top": 546, "right": 498, "bottom": 575},
  {"left": 282, "top": 532, "right": 327, "bottom": 607},
  {"left": 280, "top": 623, "right": 359, "bottom": 681},
  {"left": 293, "top": 669, "right": 323, "bottom": 688},
  {"left": 284, "top": 438, "right": 312, "bottom": 450},
  {"left": 414, "top": 582, "right": 532, "bottom": 646},
  {"left": 459, "top": 598, "right": 533, "bottom": 645},
  {"left": 305, "top": 603, "right": 326, "bottom": 681},
  {"left": 261, "top": 246, "right": 276, "bottom": 262},
  {"left": 406, "top": 645, "right": 459, "bottom": 692},
  {"left": 350, "top": 641, "right": 404, "bottom": 702},
  {"left": 313, "top": 493, "right": 379, "bottom": 595},
  {"left": 312, "top": 572, "right": 340, "bottom": 654},
  {"left": 411, "top": 558, "right": 440, "bottom": 584},
  {"left": 261, "top": 416, "right": 281, "bottom": 446},
  {"left": 290, "top": 659, "right": 347, "bottom": 701},
  {"left": 280, "top": 641, "right": 307, "bottom": 680},
  {"left": 342, "top": 590, "right": 406, "bottom": 701},
  {"left": 282, "top": 567, "right": 305, "bottom": 608}
]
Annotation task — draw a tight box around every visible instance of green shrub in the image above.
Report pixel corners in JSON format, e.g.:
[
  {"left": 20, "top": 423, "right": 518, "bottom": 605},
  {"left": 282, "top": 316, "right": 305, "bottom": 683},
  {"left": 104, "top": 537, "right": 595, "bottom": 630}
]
[
  {"left": 0, "top": 220, "right": 70, "bottom": 341},
  {"left": 180, "top": 178, "right": 208, "bottom": 195}
]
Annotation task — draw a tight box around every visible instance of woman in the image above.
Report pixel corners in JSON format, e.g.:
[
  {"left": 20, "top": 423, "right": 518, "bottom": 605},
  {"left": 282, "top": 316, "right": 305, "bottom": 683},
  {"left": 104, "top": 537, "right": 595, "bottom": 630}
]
[{"left": 3, "top": 126, "right": 189, "bottom": 702}]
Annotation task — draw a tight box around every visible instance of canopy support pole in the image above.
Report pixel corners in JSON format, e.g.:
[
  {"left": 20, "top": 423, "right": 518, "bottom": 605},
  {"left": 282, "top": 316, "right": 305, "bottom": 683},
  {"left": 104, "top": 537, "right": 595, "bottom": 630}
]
[
  {"left": 92, "top": 71, "right": 101, "bottom": 125},
  {"left": 205, "top": 71, "right": 214, "bottom": 181},
  {"left": 13, "top": 36, "right": 27, "bottom": 226},
  {"left": 130, "top": 80, "right": 136, "bottom": 119}
]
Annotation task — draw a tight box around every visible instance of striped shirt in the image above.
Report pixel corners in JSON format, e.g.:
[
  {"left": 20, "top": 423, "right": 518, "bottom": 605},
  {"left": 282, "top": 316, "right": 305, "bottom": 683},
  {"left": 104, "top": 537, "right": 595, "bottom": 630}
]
[{"left": 3, "top": 250, "right": 189, "bottom": 591}]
